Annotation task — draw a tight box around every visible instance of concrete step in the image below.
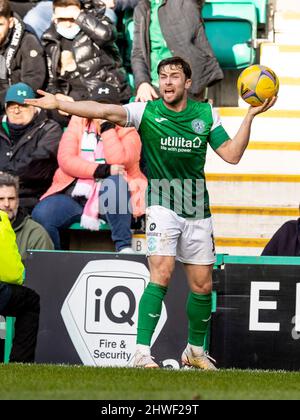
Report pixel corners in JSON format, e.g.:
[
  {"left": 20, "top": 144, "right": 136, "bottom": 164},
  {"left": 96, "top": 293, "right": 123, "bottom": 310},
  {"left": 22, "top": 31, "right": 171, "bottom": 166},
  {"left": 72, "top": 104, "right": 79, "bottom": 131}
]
[
  {"left": 205, "top": 148, "right": 300, "bottom": 174},
  {"left": 275, "top": 0, "right": 300, "bottom": 12},
  {"left": 274, "top": 11, "right": 300, "bottom": 33},
  {"left": 211, "top": 205, "right": 299, "bottom": 217},
  {"left": 218, "top": 108, "right": 300, "bottom": 142},
  {"left": 208, "top": 177, "right": 298, "bottom": 258},
  {"left": 260, "top": 43, "right": 300, "bottom": 77},
  {"left": 216, "top": 235, "right": 271, "bottom": 257},
  {"left": 212, "top": 208, "right": 299, "bottom": 256},
  {"left": 275, "top": 33, "right": 300, "bottom": 45},
  {"left": 211, "top": 108, "right": 300, "bottom": 201},
  {"left": 207, "top": 177, "right": 300, "bottom": 207},
  {"left": 215, "top": 244, "right": 264, "bottom": 256},
  {"left": 212, "top": 212, "right": 294, "bottom": 238}
]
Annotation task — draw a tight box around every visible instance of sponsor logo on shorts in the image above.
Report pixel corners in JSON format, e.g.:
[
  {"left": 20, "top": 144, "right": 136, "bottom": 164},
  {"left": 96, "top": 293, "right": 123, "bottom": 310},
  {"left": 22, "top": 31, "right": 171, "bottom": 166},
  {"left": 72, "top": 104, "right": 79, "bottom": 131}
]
[
  {"left": 149, "top": 223, "right": 156, "bottom": 231},
  {"left": 147, "top": 232, "right": 161, "bottom": 238}
]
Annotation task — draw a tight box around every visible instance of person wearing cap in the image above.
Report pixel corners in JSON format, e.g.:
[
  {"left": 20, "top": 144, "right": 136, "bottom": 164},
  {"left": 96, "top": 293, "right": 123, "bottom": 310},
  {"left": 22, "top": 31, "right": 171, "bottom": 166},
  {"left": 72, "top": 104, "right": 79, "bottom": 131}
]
[
  {"left": 31, "top": 82, "right": 147, "bottom": 252},
  {"left": 0, "top": 82, "right": 62, "bottom": 213},
  {"left": 0, "top": 0, "right": 46, "bottom": 112},
  {"left": 41, "top": 0, "right": 130, "bottom": 127}
]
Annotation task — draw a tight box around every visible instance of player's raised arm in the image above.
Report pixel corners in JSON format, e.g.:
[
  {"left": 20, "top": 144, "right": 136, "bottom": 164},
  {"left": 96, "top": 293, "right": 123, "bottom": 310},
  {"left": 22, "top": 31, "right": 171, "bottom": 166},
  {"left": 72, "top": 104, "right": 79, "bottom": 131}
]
[
  {"left": 215, "top": 96, "right": 277, "bottom": 164},
  {"left": 25, "top": 90, "right": 128, "bottom": 126}
]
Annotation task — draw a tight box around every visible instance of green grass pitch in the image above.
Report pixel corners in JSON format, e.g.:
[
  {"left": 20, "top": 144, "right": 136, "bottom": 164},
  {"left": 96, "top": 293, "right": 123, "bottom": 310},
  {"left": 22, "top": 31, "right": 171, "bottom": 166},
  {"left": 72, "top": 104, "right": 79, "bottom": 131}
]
[{"left": 1, "top": 364, "right": 300, "bottom": 400}]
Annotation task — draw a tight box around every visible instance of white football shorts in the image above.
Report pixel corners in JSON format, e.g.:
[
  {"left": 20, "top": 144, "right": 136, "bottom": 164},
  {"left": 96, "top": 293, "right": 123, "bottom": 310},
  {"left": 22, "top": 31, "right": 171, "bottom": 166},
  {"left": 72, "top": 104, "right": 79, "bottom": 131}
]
[{"left": 146, "top": 205, "right": 216, "bottom": 265}]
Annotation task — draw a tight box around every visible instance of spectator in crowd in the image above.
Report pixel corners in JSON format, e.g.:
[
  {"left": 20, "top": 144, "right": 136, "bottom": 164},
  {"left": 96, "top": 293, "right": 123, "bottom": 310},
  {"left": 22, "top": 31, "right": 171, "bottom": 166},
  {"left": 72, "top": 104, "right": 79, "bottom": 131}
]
[
  {"left": 0, "top": 0, "right": 46, "bottom": 111},
  {"left": 131, "top": 0, "right": 223, "bottom": 102},
  {"left": 0, "top": 83, "right": 62, "bottom": 213},
  {"left": 23, "top": 1, "right": 54, "bottom": 39},
  {"left": 100, "top": 0, "right": 139, "bottom": 23},
  {"left": 0, "top": 209, "right": 40, "bottom": 363},
  {"left": 114, "top": 0, "right": 139, "bottom": 11},
  {"left": 0, "top": 172, "right": 54, "bottom": 262},
  {"left": 10, "top": 0, "right": 42, "bottom": 18},
  {"left": 42, "top": 0, "right": 131, "bottom": 113},
  {"left": 22, "top": 0, "right": 139, "bottom": 39},
  {"left": 261, "top": 207, "right": 300, "bottom": 256},
  {"left": 32, "top": 82, "right": 147, "bottom": 252}
]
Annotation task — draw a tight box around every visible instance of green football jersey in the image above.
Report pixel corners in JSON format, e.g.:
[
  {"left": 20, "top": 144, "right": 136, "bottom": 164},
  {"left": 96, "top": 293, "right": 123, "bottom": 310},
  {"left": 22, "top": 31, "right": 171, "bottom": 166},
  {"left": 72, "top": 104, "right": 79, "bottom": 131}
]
[{"left": 124, "top": 99, "right": 229, "bottom": 219}]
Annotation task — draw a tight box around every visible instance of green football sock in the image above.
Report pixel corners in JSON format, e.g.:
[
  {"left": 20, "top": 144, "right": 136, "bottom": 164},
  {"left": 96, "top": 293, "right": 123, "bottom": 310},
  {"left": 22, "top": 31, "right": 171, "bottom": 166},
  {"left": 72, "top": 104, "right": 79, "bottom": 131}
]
[
  {"left": 137, "top": 282, "right": 167, "bottom": 346},
  {"left": 186, "top": 292, "right": 212, "bottom": 347}
]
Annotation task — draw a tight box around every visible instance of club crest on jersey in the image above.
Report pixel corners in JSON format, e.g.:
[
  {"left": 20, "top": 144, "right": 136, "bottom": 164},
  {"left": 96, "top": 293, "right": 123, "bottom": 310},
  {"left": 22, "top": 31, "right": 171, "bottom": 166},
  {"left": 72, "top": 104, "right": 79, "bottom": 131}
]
[{"left": 192, "top": 119, "right": 206, "bottom": 134}]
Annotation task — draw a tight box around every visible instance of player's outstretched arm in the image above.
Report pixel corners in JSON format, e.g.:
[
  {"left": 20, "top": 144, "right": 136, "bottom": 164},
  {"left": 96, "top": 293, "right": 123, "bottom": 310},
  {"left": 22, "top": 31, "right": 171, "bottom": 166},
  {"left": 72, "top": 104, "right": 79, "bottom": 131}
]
[
  {"left": 25, "top": 90, "right": 128, "bottom": 126},
  {"left": 215, "top": 96, "right": 277, "bottom": 164}
]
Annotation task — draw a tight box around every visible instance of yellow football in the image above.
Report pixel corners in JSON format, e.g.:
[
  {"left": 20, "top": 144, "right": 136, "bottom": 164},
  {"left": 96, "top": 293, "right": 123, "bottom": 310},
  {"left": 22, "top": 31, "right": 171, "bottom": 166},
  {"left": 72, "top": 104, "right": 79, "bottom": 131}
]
[{"left": 237, "top": 64, "right": 279, "bottom": 107}]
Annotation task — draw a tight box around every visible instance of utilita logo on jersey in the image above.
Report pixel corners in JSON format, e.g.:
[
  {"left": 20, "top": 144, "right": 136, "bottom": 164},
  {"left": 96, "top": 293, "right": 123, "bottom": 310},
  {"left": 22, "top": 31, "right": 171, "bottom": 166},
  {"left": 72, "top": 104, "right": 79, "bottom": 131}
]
[{"left": 160, "top": 136, "right": 202, "bottom": 153}]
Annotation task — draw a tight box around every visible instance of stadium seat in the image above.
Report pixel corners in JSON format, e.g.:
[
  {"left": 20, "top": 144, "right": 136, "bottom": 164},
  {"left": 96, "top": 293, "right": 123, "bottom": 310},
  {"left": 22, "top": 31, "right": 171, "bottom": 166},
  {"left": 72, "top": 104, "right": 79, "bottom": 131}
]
[
  {"left": 204, "top": 0, "right": 268, "bottom": 25},
  {"left": 69, "top": 222, "right": 110, "bottom": 230},
  {"left": 121, "top": 10, "right": 135, "bottom": 91},
  {"left": 252, "top": 0, "right": 268, "bottom": 25},
  {"left": 4, "top": 317, "right": 15, "bottom": 363},
  {"left": 203, "top": 1, "right": 258, "bottom": 69},
  {"left": 119, "top": 1, "right": 262, "bottom": 71},
  {"left": 3, "top": 268, "right": 27, "bottom": 363}
]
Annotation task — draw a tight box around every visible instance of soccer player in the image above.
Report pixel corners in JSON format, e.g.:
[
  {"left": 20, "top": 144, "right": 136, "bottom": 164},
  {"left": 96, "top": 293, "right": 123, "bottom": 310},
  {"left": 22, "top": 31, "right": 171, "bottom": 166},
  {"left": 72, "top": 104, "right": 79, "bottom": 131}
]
[{"left": 25, "top": 56, "right": 276, "bottom": 370}]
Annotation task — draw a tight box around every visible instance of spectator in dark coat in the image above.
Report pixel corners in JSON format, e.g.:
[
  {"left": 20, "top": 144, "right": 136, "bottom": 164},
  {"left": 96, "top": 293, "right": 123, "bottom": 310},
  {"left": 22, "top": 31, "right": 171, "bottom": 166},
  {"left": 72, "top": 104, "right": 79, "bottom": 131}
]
[
  {"left": 42, "top": 0, "right": 131, "bottom": 105},
  {"left": 21, "top": 0, "right": 140, "bottom": 40},
  {"left": 0, "top": 0, "right": 47, "bottom": 112},
  {"left": 131, "top": 0, "right": 223, "bottom": 102},
  {"left": 0, "top": 83, "right": 62, "bottom": 212},
  {"left": 261, "top": 214, "right": 300, "bottom": 257}
]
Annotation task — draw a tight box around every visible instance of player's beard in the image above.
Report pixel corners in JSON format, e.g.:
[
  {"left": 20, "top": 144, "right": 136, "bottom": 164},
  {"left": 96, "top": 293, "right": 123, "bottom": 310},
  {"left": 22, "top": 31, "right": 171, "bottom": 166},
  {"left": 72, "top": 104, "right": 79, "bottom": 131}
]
[{"left": 163, "top": 89, "right": 185, "bottom": 106}]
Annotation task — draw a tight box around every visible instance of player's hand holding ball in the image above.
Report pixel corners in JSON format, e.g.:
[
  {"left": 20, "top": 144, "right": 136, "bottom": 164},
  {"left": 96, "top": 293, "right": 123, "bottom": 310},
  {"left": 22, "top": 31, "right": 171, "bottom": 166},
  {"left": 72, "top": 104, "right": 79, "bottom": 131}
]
[{"left": 237, "top": 64, "right": 279, "bottom": 114}]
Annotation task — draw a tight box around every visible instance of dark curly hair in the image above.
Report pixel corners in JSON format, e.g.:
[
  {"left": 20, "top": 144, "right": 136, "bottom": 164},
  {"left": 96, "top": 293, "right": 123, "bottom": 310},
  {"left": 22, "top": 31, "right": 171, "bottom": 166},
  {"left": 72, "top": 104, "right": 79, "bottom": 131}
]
[{"left": 157, "top": 57, "right": 192, "bottom": 80}]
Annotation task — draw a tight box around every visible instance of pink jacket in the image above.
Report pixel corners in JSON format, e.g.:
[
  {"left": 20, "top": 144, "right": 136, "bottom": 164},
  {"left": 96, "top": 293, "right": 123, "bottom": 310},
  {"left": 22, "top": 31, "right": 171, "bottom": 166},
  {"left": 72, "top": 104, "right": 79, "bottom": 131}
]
[{"left": 41, "top": 116, "right": 147, "bottom": 217}]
